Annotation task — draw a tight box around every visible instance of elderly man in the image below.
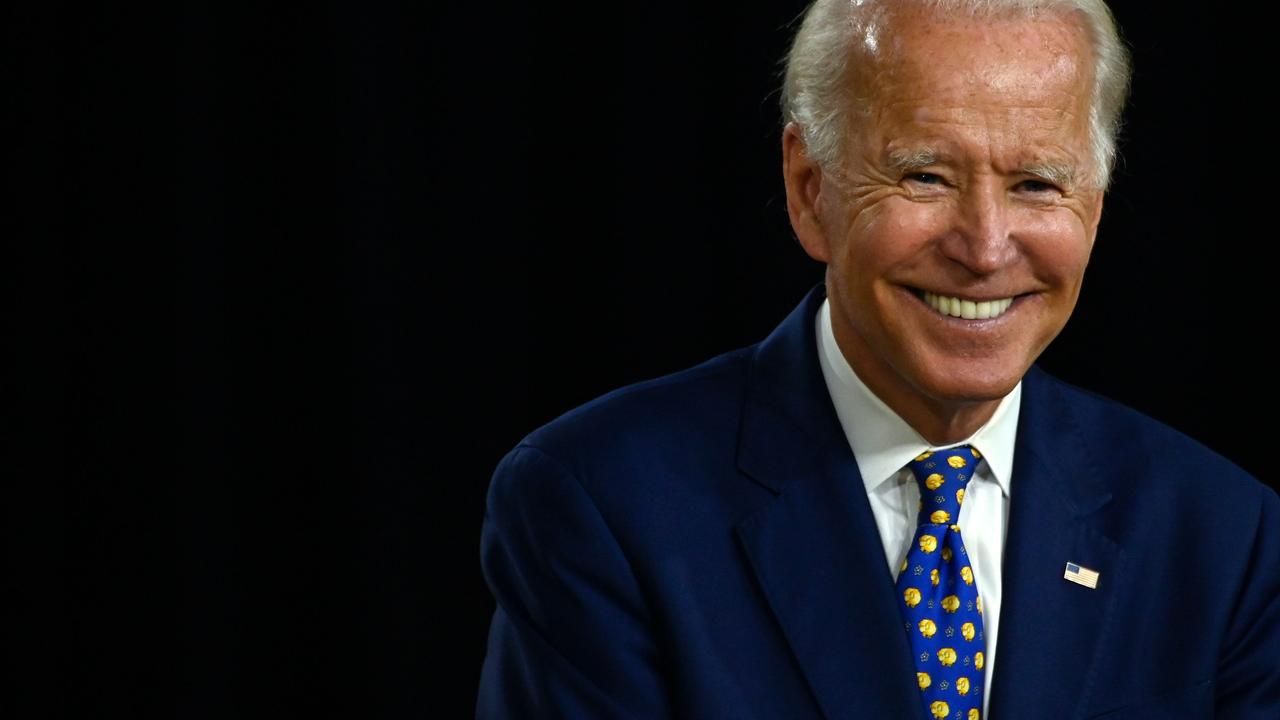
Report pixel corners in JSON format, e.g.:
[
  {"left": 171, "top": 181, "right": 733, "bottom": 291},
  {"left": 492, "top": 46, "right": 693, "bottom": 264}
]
[{"left": 476, "top": 1, "right": 1279, "bottom": 718}]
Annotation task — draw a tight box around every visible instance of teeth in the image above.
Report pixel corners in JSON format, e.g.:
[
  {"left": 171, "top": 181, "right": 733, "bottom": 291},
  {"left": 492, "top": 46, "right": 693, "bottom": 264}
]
[{"left": 922, "top": 290, "right": 1015, "bottom": 320}]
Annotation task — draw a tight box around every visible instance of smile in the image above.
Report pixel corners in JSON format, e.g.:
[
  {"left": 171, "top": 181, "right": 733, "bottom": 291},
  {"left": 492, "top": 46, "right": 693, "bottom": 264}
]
[{"left": 909, "top": 287, "right": 1021, "bottom": 321}]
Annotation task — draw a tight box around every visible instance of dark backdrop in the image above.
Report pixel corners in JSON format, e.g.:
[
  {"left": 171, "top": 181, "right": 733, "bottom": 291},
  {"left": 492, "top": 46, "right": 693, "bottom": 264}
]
[{"left": 9, "top": 1, "right": 1270, "bottom": 717}]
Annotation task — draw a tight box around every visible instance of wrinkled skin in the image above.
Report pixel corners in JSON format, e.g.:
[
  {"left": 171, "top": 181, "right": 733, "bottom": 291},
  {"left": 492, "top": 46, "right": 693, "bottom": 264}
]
[{"left": 783, "top": 8, "right": 1105, "bottom": 445}]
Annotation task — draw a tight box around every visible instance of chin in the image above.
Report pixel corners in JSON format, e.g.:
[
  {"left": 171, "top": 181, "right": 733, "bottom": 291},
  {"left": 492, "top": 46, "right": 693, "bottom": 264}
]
[{"left": 914, "top": 361, "right": 1025, "bottom": 404}]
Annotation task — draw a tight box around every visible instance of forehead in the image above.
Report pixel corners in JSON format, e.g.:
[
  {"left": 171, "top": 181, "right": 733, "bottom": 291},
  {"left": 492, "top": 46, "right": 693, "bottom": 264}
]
[
  {"left": 853, "top": 10, "right": 1095, "bottom": 160},
  {"left": 871, "top": 9, "right": 1093, "bottom": 96}
]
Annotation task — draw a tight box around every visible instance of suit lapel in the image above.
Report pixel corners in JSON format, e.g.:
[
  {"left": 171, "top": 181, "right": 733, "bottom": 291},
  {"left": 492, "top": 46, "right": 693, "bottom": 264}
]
[
  {"left": 987, "top": 365, "right": 1125, "bottom": 720},
  {"left": 734, "top": 283, "right": 922, "bottom": 720}
]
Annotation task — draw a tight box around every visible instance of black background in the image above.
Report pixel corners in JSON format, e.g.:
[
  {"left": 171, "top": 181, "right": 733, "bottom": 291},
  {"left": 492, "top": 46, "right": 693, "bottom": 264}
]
[{"left": 9, "top": 1, "right": 1271, "bottom": 717}]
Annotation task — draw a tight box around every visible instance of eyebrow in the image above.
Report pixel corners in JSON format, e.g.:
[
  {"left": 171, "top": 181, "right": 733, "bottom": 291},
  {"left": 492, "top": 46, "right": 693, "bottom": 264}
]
[
  {"left": 885, "top": 147, "right": 942, "bottom": 174},
  {"left": 885, "top": 147, "right": 1079, "bottom": 188},
  {"left": 1020, "top": 162, "right": 1078, "bottom": 189}
]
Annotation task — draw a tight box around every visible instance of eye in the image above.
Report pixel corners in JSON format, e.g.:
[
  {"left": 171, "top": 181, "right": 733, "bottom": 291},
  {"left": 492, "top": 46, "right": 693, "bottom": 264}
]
[
  {"left": 1016, "top": 179, "right": 1060, "bottom": 194},
  {"left": 906, "top": 172, "right": 945, "bottom": 185}
]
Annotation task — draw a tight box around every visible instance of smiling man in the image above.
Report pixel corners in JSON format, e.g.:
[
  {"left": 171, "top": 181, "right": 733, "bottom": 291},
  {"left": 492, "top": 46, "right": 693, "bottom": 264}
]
[
  {"left": 788, "top": 3, "right": 1106, "bottom": 447},
  {"left": 477, "top": 2, "right": 1279, "bottom": 719}
]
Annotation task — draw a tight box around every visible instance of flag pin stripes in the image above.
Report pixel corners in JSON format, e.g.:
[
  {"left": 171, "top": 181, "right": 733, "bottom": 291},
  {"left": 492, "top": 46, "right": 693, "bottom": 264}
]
[{"left": 1064, "top": 562, "right": 1100, "bottom": 589}]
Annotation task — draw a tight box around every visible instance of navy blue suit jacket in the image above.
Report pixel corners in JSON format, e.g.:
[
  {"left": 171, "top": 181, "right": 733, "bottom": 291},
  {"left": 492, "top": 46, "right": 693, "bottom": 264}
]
[{"left": 477, "top": 282, "right": 1279, "bottom": 719}]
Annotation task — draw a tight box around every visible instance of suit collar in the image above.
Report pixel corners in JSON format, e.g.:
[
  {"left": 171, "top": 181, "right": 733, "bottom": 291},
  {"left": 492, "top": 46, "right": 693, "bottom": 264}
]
[
  {"left": 734, "top": 281, "right": 1121, "bottom": 720},
  {"left": 736, "top": 282, "right": 846, "bottom": 495},
  {"left": 986, "top": 363, "right": 1123, "bottom": 720},
  {"left": 735, "top": 281, "right": 925, "bottom": 719},
  {"left": 1011, "top": 363, "right": 1115, "bottom": 517}
]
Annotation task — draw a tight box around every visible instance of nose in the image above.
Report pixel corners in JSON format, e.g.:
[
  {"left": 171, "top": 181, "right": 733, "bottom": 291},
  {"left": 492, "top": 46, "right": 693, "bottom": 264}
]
[{"left": 939, "top": 178, "right": 1019, "bottom": 276}]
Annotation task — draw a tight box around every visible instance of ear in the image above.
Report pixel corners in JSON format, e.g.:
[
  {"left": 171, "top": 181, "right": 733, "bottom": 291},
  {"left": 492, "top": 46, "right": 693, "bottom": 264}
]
[{"left": 782, "top": 122, "right": 833, "bottom": 263}]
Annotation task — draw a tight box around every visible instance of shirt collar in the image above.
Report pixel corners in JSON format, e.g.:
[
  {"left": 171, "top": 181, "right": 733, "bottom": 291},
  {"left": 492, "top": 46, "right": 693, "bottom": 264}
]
[{"left": 815, "top": 296, "right": 1020, "bottom": 498}]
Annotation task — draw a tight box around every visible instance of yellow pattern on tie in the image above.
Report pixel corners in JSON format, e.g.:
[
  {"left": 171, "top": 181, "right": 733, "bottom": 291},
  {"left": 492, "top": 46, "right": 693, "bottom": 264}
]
[{"left": 895, "top": 445, "right": 986, "bottom": 720}]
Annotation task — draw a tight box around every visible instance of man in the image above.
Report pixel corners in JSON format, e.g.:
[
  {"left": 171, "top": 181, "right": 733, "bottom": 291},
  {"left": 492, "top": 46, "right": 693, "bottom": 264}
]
[{"left": 477, "top": 1, "right": 1279, "bottom": 718}]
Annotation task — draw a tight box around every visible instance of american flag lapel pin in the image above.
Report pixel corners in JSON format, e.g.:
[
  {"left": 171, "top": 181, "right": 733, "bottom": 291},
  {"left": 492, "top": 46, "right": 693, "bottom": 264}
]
[{"left": 1064, "top": 562, "right": 1100, "bottom": 589}]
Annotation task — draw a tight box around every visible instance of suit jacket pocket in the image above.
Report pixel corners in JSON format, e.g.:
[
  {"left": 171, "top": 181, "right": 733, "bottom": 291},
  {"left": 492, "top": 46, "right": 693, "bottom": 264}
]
[{"left": 1084, "top": 678, "right": 1214, "bottom": 719}]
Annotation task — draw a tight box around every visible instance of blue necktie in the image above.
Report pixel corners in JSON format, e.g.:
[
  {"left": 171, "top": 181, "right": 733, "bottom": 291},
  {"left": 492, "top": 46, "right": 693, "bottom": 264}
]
[{"left": 894, "top": 445, "right": 987, "bottom": 720}]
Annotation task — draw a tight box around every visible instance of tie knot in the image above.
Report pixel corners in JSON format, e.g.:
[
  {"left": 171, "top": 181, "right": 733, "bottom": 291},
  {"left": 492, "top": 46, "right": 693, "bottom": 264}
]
[{"left": 907, "top": 445, "right": 982, "bottom": 527}]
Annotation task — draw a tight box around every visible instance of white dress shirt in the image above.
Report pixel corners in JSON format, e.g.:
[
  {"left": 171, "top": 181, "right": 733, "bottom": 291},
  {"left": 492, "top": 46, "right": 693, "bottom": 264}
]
[{"left": 814, "top": 297, "right": 1021, "bottom": 718}]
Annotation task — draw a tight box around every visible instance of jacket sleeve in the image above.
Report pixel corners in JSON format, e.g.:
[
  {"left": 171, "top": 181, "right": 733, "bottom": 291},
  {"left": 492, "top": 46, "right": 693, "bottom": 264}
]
[
  {"left": 1215, "top": 484, "right": 1280, "bottom": 718},
  {"left": 476, "top": 444, "right": 672, "bottom": 719}
]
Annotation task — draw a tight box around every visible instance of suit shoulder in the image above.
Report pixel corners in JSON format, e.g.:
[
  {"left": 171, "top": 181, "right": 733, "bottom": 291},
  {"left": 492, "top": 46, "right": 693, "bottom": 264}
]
[
  {"left": 1032, "top": 366, "right": 1271, "bottom": 506},
  {"left": 512, "top": 344, "right": 756, "bottom": 473}
]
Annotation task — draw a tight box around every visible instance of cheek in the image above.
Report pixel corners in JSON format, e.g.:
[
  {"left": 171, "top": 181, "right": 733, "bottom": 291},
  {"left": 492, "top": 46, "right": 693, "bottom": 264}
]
[
  {"left": 841, "top": 199, "right": 950, "bottom": 270},
  {"left": 1016, "top": 211, "right": 1093, "bottom": 283}
]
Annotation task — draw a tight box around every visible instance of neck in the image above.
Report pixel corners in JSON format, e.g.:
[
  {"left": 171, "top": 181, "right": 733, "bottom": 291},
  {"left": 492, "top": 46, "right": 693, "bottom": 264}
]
[{"left": 876, "top": 383, "right": 999, "bottom": 447}]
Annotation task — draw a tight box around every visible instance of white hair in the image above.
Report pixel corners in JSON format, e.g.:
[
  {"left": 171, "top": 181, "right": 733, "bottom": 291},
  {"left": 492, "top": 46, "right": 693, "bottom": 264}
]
[{"left": 780, "top": 0, "right": 1133, "bottom": 190}]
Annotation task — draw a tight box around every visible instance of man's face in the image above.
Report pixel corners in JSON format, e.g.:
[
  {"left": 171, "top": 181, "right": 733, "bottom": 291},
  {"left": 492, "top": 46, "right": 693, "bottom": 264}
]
[{"left": 810, "top": 11, "right": 1104, "bottom": 416}]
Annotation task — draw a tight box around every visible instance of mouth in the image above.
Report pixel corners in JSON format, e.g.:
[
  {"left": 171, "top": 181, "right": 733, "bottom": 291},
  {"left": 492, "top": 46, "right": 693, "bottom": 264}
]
[{"left": 905, "top": 286, "right": 1032, "bottom": 322}]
